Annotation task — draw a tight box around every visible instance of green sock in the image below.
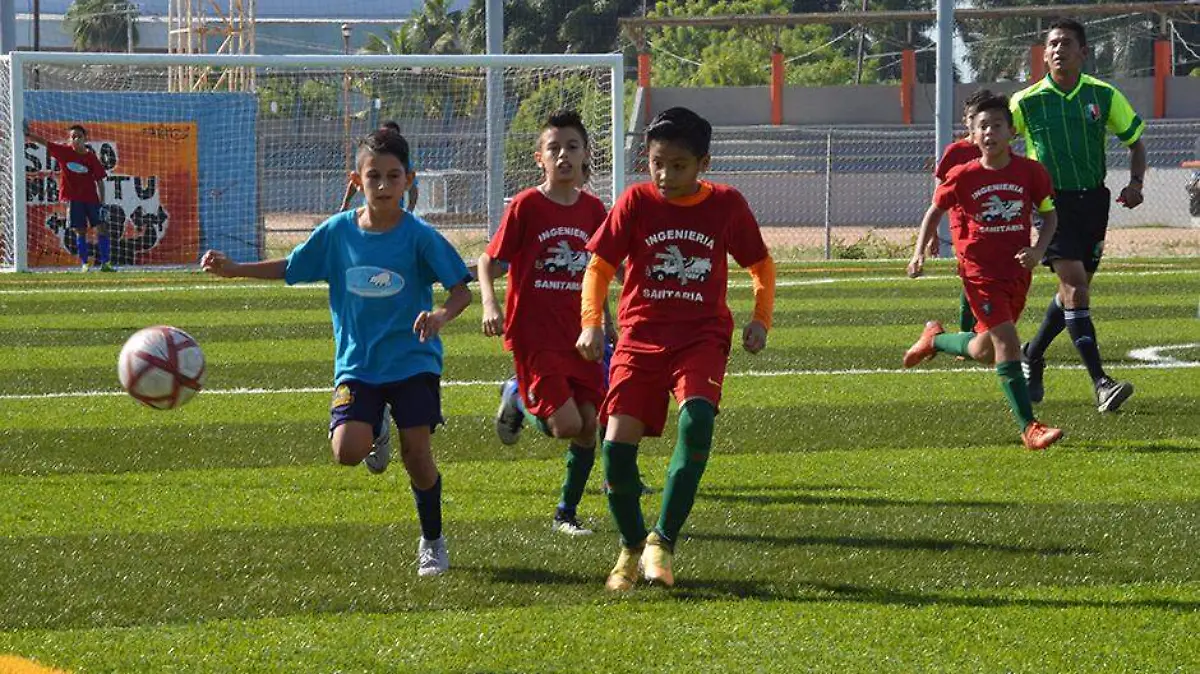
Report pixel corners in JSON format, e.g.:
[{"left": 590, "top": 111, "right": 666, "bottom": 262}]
[
  {"left": 958, "top": 292, "right": 977, "bottom": 333},
  {"left": 655, "top": 399, "right": 714, "bottom": 545},
  {"left": 997, "top": 360, "right": 1035, "bottom": 430},
  {"left": 558, "top": 443, "right": 595, "bottom": 514},
  {"left": 933, "top": 332, "right": 974, "bottom": 357},
  {"left": 521, "top": 406, "right": 552, "bottom": 437},
  {"left": 602, "top": 440, "right": 647, "bottom": 547}
]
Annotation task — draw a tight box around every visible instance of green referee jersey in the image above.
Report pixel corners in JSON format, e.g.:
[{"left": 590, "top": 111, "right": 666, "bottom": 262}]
[{"left": 1010, "top": 73, "right": 1145, "bottom": 191}]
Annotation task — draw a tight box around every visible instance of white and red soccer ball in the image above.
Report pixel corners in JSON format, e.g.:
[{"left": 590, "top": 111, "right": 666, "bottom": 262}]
[{"left": 118, "top": 326, "right": 207, "bottom": 409}]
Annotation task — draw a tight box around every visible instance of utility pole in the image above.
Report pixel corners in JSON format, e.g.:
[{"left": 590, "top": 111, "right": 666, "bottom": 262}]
[
  {"left": 32, "top": 0, "right": 39, "bottom": 50},
  {"left": 854, "top": 0, "right": 869, "bottom": 84},
  {"left": 127, "top": 6, "right": 134, "bottom": 53}
]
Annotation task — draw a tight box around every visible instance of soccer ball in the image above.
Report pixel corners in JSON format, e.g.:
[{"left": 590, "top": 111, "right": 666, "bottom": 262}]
[{"left": 117, "top": 326, "right": 207, "bottom": 409}]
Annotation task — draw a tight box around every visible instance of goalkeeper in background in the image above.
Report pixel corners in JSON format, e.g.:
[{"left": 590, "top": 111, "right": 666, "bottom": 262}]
[{"left": 24, "top": 122, "right": 113, "bottom": 271}]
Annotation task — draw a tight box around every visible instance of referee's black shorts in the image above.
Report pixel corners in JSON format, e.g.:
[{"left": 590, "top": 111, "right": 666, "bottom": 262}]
[{"left": 1044, "top": 187, "right": 1110, "bottom": 273}]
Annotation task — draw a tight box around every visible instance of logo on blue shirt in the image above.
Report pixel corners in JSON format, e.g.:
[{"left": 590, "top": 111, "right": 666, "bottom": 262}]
[{"left": 346, "top": 266, "right": 405, "bottom": 298}]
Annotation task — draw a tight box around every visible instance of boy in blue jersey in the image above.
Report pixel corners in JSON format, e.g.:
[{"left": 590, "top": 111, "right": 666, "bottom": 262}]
[{"left": 201, "top": 128, "right": 472, "bottom": 577}]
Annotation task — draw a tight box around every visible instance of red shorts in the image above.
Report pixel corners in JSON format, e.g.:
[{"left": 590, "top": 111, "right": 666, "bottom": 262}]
[
  {"left": 962, "top": 274, "right": 1031, "bottom": 332},
  {"left": 513, "top": 348, "right": 605, "bottom": 419},
  {"left": 604, "top": 340, "right": 730, "bottom": 437}
]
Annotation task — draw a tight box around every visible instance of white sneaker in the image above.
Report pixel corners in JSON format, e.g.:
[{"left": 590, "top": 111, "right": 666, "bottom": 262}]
[
  {"left": 417, "top": 536, "right": 449, "bottom": 577},
  {"left": 364, "top": 405, "right": 392, "bottom": 474},
  {"left": 494, "top": 379, "right": 524, "bottom": 445},
  {"left": 552, "top": 515, "right": 594, "bottom": 537}
]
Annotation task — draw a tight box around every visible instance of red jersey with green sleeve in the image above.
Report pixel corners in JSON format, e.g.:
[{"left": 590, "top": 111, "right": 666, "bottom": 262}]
[
  {"left": 485, "top": 187, "right": 607, "bottom": 352},
  {"left": 45, "top": 142, "right": 106, "bottom": 204},
  {"left": 587, "top": 181, "right": 768, "bottom": 352},
  {"left": 934, "top": 155, "right": 1055, "bottom": 281},
  {"left": 935, "top": 139, "right": 982, "bottom": 237}
]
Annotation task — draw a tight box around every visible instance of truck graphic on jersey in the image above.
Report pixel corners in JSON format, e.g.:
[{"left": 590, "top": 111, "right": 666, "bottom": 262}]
[
  {"left": 980, "top": 194, "right": 1023, "bottom": 223},
  {"left": 536, "top": 240, "right": 589, "bottom": 276},
  {"left": 649, "top": 244, "right": 711, "bottom": 285}
]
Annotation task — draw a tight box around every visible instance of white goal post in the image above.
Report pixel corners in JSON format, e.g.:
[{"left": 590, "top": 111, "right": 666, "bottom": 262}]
[{"left": 1, "top": 51, "right": 625, "bottom": 272}]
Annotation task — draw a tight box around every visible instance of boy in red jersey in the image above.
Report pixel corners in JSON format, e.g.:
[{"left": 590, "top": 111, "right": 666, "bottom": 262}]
[
  {"left": 478, "top": 110, "right": 609, "bottom": 536},
  {"left": 905, "top": 94, "right": 1063, "bottom": 451},
  {"left": 24, "top": 122, "right": 111, "bottom": 271},
  {"left": 931, "top": 89, "right": 996, "bottom": 336},
  {"left": 576, "top": 107, "right": 776, "bottom": 590}
]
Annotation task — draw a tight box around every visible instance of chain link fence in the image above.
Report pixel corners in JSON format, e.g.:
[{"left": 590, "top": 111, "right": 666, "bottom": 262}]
[{"left": 628, "top": 120, "right": 1200, "bottom": 262}]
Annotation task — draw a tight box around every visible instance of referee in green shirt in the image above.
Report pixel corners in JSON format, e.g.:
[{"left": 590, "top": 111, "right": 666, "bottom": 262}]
[{"left": 1010, "top": 18, "right": 1144, "bottom": 414}]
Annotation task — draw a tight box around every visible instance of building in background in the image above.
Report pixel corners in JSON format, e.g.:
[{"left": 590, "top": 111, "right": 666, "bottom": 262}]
[{"left": 14, "top": 0, "right": 469, "bottom": 53}]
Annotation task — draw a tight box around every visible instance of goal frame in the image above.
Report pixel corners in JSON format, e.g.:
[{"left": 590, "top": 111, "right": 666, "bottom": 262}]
[{"left": 4, "top": 51, "right": 626, "bottom": 272}]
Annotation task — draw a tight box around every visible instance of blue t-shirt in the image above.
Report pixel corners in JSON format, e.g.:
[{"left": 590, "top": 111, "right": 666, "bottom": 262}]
[{"left": 285, "top": 210, "right": 470, "bottom": 385}]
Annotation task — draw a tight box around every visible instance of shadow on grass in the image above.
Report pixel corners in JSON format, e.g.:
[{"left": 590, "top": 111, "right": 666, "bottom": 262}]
[
  {"left": 671, "top": 578, "right": 1200, "bottom": 612},
  {"left": 698, "top": 487, "right": 1015, "bottom": 509},
  {"left": 686, "top": 531, "right": 1092, "bottom": 556}
]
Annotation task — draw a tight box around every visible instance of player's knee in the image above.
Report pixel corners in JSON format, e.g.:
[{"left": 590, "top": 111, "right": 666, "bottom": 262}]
[
  {"left": 1060, "top": 285, "right": 1089, "bottom": 308},
  {"left": 549, "top": 415, "right": 583, "bottom": 439},
  {"left": 331, "top": 440, "right": 369, "bottom": 466},
  {"left": 578, "top": 412, "right": 598, "bottom": 441}
]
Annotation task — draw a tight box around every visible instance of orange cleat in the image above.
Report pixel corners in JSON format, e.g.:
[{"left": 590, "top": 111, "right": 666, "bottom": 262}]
[
  {"left": 902, "top": 321, "right": 945, "bottom": 368},
  {"left": 1021, "top": 420, "right": 1063, "bottom": 450}
]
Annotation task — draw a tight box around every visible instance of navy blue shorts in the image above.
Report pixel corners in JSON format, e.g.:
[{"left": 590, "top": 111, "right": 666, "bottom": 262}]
[
  {"left": 329, "top": 373, "right": 443, "bottom": 434},
  {"left": 69, "top": 201, "right": 104, "bottom": 231},
  {"left": 1044, "top": 188, "right": 1110, "bottom": 273}
]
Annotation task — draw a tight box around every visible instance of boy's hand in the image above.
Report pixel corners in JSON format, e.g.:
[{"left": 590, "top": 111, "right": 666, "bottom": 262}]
[
  {"left": 1015, "top": 246, "right": 1042, "bottom": 270},
  {"left": 576, "top": 326, "right": 604, "bottom": 362},
  {"left": 907, "top": 253, "right": 925, "bottom": 278},
  {"left": 742, "top": 320, "right": 767, "bottom": 354},
  {"left": 200, "top": 249, "right": 238, "bottom": 277},
  {"left": 414, "top": 309, "right": 449, "bottom": 343},
  {"left": 481, "top": 299, "right": 504, "bottom": 337}
]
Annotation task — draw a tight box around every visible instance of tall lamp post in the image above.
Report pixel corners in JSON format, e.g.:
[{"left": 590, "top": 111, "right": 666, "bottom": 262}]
[{"left": 341, "top": 23, "right": 352, "bottom": 175}]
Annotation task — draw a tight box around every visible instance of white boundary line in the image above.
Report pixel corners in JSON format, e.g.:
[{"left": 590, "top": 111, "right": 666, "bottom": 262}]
[
  {"left": 2, "top": 360, "right": 1196, "bottom": 402},
  {"left": 1, "top": 267, "right": 1196, "bottom": 296}
]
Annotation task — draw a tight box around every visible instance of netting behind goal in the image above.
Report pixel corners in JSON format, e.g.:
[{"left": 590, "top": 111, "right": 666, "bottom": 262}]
[{"left": 1, "top": 53, "right": 621, "bottom": 271}]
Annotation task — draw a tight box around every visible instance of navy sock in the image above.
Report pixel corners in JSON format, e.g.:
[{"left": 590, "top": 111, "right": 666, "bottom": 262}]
[
  {"left": 1064, "top": 307, "right": 1107, "bottom": 383},
  {"left": 1026, "top": 295, "right": 1065, "bottom": 360},
  {"left": 412, "top": 474, "right": 443, "bottom": 541},
  {"left": 77, "top": 232, "right": 90, "bottom": 265},
  {"left": 97, "top": 235, "right": 111, "bottom": 265}
]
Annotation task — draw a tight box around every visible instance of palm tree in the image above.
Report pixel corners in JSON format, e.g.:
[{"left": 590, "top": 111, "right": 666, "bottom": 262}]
[
  {"left": 63, "top": 0, "right": 139, "bottom": 52},
  {"left": 361, "top": 23, "right": 418, "bottom": 56}
]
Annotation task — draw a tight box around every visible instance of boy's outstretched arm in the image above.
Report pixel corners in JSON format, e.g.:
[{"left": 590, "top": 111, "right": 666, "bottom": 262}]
[
  {"left": 742, "top": 254, "right": 775, "bottom": 354},
  {"left": 200, "top": 250, "right": 286, "bottom": 279},
  {"left": 414, "top": 282, "right": 472, "bottom": 343},
  {"left": 908, "top": 204, "right": 944, "bottom": 278},
  {"left": 477, "top": 252, "right": 507, "bottom": 337},
  {"left": 576, "top": 255, "right": 616, "bottom": 361},
  {"left": 23, "top": 121, "right": 48, "bottom": 147}
]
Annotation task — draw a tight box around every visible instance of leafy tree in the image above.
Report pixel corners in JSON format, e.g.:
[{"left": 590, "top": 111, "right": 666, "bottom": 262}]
[
  {"left": 63, "top": 0, "right": 139, "bottom": 52},
  {"left": 504, "top": 75, "right": 612, "bottom": 192},
  {"left": 647, "top": 0, "right": 865, "bottom": 87}
]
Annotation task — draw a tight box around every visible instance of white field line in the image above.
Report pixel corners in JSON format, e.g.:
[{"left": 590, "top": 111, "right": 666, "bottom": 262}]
[
  {"left": 1, "top": 268, "right": 1196, "bottom": 296},
  {"left": 2, "top": 359, "right": 1196, "bottom": 402}
]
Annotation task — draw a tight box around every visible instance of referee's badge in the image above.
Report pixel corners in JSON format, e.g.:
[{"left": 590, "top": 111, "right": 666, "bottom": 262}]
[{"left": 1085, "top": 103, "right": 1101, "bottom": 122}]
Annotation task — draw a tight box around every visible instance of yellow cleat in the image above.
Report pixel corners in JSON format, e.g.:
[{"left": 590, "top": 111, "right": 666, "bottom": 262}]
[
  {"left": 605, "top": 542, "right": 644, "bottom": 591},
  {"left": 641, "top": 531, "right": 674, "bottom": 588}
]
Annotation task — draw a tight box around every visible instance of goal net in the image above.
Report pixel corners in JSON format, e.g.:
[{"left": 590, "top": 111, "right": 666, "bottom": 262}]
[{"left": 1, "top": 52, "right": 624, "bottom": 271}]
